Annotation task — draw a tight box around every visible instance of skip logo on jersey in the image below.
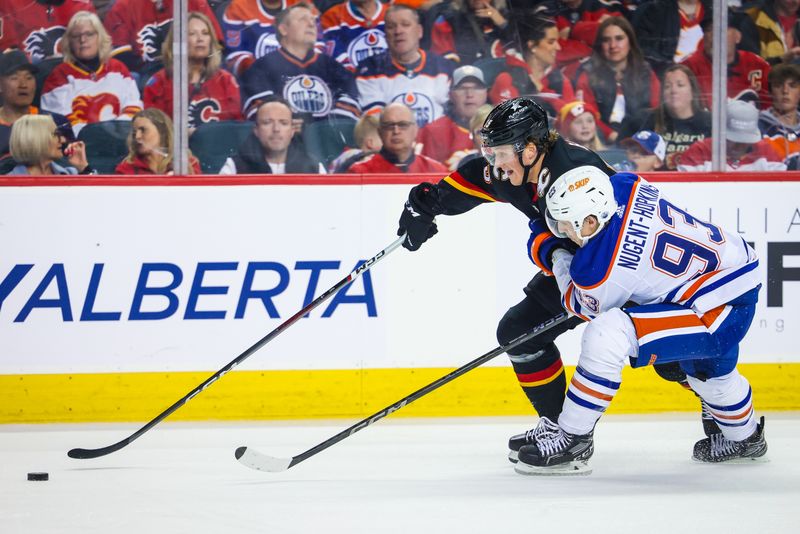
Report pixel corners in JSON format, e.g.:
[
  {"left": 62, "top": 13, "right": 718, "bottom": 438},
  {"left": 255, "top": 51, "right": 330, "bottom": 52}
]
[
  {"left": 24, "top": 26, "right": 66, "bottom": 62},
  {"left": 137, "top": 20, "right": 172, "bottom": 62},
  {"left": 346, "top": 30, "right": 387, "bottom": 68},
  {"left": 393, "top": 92, "right": 435, "bottom": 127},
  {"left": 188, "top": 98, "right": 222, "bottom": 128},
  {"left": 284, "top": 75, "right": 332, "bottom": 116}
]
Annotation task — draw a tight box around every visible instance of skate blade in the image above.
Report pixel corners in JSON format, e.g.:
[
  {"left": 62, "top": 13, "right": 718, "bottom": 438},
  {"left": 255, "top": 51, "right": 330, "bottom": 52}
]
[
  {"left": 514, "top": 461, "right": 592, "bottom": 476},
  {"left": 508, "top": 450, "right": 519, "bottom": 464},
  {"left": 692, "top": 455, "right": 770, "bottom": 465}
]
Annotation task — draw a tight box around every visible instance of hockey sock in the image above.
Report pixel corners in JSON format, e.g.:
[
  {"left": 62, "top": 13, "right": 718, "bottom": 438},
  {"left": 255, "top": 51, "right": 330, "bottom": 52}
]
[
  {"left": 687, "top": 370, "right": 757, "bottom": 442},
  {"left": 509, "top": 349, "right": 566, "bottom": 421},
  {"left": 558, "top": 365, "right": 620, "bottom": 435}
]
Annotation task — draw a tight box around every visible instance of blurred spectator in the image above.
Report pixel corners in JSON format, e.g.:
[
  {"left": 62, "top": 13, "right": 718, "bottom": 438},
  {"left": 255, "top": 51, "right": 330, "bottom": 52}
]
[
  {"left": 348, "top": 102, "right": 448, "bottom": 173},
  {"left": 574, "top": 16, "right": 660, "bottom": 142},
  {"left": 116, "top": 108, "right": 200, "bottom": 174},
  {"left": 0, "top": 51, "right": 73, "bottom": 161},
  {"left": 489, "top": 16, "right": 574, "bottom": 106},
  {"left": 0, "top": 0, "right": 96, "bottom": 63},
  {"left": 633, "top": 0, "right": 710, "bottom": 76},
  {"left": 41, "top": 11, "right": 143, "bottom": 135},
  {"left": 7, "top": 114, "right": 90, "bottom": 175},
  {"left": 638, "top": 64, "right": 712, "bottom": 170},
  {"left": 105, "top": 0, "right": 223, "bottom": 75},
  {"left": 220, "top": 98, "right": 325, "bottom": 174},
  {"left": 539, "top": 0, "right": 625, "bottom": 52},
  {"left": 241, "top": 4, "right": 360, "bottom": 122},
  {"left": 556, "top": 100, "right": 606, "bottom": 151},
  {"left": 746, "top": 0, "right": 800, "bottom": 64},
  {"left": 450, "top": 102, "right": 494, "bottom": 167},
  {"left": 356, "top": 4, "right": 455, "bottom": 126},
  {"left": 677, "top": 99, "right": 786, "bottom": 171},
  {"left": 329, "top": 114, "right": 383, "bottom": 172},
  {"left": 418, "top": 65, "right": 488, "bottom": 169},
  {"left": 684, "top": 12, "right": 772, "bottom": 109},
  {"left": 759, "top": 62, "right": 800, "bottom": 168},
  {"left": 222, "top": 0, "right": 312, "bottom": 77},
  {"left": 619, "top": 130, "right": 667, "bottom": 172},
  {"left": 429, "top": 0, "right": 512, "bottom": 64},
  {"left": 321, "top": 0, "right": 389, "bottom": 71},
  {"left": 144, "top": 12, "right": 243, "bottom": 130}
]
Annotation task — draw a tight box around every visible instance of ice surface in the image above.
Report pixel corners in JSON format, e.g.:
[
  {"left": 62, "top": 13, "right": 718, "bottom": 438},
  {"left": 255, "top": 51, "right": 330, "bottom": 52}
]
[{"left": 1, "top": 414, "right": 798, "bottom": 534}]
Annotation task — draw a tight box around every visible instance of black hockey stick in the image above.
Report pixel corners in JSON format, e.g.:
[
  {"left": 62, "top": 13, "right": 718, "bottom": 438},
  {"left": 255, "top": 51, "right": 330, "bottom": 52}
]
[
  {"left": 235, "top": 311, "right": 571, "bottom": 472},
  {"left": 68, "top": 235, "right": 407, "bottom": 460}
]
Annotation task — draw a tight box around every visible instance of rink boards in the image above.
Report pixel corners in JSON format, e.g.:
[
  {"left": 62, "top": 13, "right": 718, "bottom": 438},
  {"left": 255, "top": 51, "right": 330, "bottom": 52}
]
[{"left": 1, "top": 173, "right": 799, "bottom": 423}]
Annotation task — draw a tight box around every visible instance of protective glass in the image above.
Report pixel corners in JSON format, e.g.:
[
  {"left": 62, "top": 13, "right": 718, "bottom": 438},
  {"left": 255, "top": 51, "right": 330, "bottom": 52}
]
[{"left": 480, "top": 144, "right": 519, "bottom": 167}]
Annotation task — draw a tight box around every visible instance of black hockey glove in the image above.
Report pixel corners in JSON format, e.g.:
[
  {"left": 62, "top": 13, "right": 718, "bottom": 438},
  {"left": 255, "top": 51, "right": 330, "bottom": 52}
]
[{"left": 397, "top": 183, "right": 439, "bottom": 251}]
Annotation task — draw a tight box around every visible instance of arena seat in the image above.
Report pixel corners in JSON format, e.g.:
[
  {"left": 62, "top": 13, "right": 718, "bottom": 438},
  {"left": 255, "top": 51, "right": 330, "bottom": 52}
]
[
  {"left": 77, "top": 120, "right": 132, "bottom": 174},
  {"left": 302, "top": 117, "right": 357, "bottom": 167},
  {"left": 189, "top": 120, "right": 253, "bottom": 174},
  {"left": 33, "top": 57, "right": 63, "bottom": 108}
]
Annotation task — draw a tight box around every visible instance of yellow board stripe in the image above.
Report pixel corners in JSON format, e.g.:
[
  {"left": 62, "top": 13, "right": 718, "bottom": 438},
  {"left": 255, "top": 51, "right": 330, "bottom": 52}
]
[{"left": 1, "top": 363, "right": 798, "bottom": 424}]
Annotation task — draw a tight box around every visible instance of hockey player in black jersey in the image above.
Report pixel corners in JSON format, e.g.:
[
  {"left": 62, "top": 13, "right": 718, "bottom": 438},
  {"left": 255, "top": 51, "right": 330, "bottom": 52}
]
[{"left": 396, "top": 97, "right": 699, "bottom": 462}]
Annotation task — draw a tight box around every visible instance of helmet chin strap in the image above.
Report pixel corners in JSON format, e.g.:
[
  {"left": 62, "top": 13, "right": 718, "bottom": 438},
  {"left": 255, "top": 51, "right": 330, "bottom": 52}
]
[{"left": 517, "top": 146, "right": 544, "bottom": 185}]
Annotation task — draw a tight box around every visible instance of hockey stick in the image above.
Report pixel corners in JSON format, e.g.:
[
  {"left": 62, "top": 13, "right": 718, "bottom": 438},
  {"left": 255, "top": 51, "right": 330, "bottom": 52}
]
[
  {"left": 235, "top": 311, "right": 571, "bottom": 472},
  {"left": 68, "top": 235, "right": 407, "bottom": 460}
]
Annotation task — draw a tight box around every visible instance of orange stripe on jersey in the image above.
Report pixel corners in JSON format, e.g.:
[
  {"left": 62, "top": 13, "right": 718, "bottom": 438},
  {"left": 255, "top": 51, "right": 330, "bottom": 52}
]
[
  {"left": 709, "top": 405, "right": 753, "bottom": 421},
  {"left": 676, "top": 270, "right": 719, "bottom": 303},
  {"left": 443, "top": 173, "right": 498, "bottom": 202},
  {"left": 570, "top": 376, "right": 614, "bottom": 401},
  {"left": 563, "top": 285, "right": 591, "bottom": 322},
  {"left": 516, "top": 359, "right": 563, "bottom": 387},
  {"left": 391, "top": 49, "right": 428, "bottom": 75},
  {"left": 630, "top": 311, "right": 701, "bottom": 339},
  {"left": 575, "top": 177, "right": 641, "bottom": 290},
  {"left": 699, "top": 304, "right": 726, "bottom": 328},
  {"left": 529, "top": 231, "right": 555, "bottom": 276}
]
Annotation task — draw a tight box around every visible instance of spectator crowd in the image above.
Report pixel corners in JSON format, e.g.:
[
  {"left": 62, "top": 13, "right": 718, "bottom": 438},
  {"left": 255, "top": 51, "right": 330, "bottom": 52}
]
[{"left": 2, "top": 0, "right": 800, "bottom": 175}]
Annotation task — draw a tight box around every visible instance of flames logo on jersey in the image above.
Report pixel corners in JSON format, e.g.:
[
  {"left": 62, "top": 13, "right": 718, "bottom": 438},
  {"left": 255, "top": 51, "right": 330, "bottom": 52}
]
[
  {"left": 346, "top": 29, "right": 387, "bottom": 68},
  {"left": 69, "top": 93, "right": 122, "bottom": 125},
  {"left": 24, "top": 26, "right": 66, "bottom": 63},
  {"left": 188, "top": 98, "right": 222, "bottom": 129},
  {"left": 283, "top": 75, "right": 332, "bottom": 117},
  {"left": 392, "top": 92, "right": 436, "bottom": 127},
  {"left": 537, "top": 167, "right": 551, "bottom": 198},
  {"left": 137, "top": 20, "right": 172, "bottom": 63}
]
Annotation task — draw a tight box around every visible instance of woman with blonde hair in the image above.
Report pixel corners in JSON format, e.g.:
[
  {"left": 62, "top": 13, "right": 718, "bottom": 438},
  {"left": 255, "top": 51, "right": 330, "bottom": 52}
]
[
  {"left": 40, "top": 11, "right": 142, "bottom": 134},
  {"left": 115, "top": 108, "right": 200, "bottom": 175},
  {"left": 8, "top": 115, "right": 91, "bottom": 175},
  {"left": 143, "top": 12, "right": 242, "bottom": 129}
]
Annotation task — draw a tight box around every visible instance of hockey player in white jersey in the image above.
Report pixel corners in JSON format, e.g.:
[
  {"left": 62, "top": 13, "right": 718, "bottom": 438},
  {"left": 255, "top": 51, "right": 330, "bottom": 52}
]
[{"left": 514, "top": 165, "right": 767, "bottom": 476}]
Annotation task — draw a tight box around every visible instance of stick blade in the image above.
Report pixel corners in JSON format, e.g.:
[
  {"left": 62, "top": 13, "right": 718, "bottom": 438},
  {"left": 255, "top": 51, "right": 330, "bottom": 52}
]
[
  {"left": 67, "top": 442, "right": 126, "bottom": 459},
  {"left": 235, "top": 446, "right": 292, "bottom": 472}
]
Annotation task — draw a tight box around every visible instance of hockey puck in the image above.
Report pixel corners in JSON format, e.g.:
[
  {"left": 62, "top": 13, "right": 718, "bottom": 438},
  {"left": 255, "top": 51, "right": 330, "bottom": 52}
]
[{"left": 27, "top": 472, "right": 49, "bottom": 481}]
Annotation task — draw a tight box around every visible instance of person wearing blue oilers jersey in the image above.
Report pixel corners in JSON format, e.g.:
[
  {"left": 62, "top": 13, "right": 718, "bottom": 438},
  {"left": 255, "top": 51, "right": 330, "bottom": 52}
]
[
  {"left": 396, "top": 96, "right": 621, "bottom": 462},
  {"left": 513, "top": 166, "right": 767, "bottom": 476}
]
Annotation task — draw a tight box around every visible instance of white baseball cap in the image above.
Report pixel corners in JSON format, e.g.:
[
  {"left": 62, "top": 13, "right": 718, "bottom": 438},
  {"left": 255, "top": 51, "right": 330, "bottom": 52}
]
[
  {"left": 452, "top": 65, "right": 486, "bottom": 87},
  {"left": 726, "top": 99, "right": 761, "bottom": 144}
]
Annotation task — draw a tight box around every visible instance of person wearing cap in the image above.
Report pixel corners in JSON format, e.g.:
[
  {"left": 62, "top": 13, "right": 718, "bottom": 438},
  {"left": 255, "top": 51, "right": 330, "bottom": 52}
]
[
  {"left": 0, "top": 51, "right": 72, "bottom": 168},
  {"left": 678, "top": 99, "right": 786, "bottom": 172},
  {"left": 417, "top": 65, "right": 489, "bottom": 169},
  {"left": 759, "top": 63, "right": 800, "bottom": 168},
  {"left": 683, "top": 10, "right": 772, "bottom": 110},
  {"left": 557, "top": 100, "right": 606, "bottom": 151},
  {"left": 620, "top": 130, "right": 667, "bottom": 172}
]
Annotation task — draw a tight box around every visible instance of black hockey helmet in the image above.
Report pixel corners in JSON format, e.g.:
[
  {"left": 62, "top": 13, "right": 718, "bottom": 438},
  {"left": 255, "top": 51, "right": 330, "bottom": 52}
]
[{"left": 479, "top": 97, "right": 549, "bottom": 151}]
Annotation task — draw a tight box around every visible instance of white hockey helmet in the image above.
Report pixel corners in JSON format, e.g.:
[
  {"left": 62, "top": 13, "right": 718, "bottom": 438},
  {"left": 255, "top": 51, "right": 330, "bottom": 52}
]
[{"left": 545, "top": 166, "right": 618, "bottom": 246}]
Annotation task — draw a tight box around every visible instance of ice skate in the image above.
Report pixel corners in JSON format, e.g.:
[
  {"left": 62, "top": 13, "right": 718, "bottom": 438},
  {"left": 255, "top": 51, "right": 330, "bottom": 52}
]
[
  {"left": 692, "top": 416, "right": 767, "bottom": 463},
  {"left": 514, "top": 417, "right": 594, "bottom": 476},
  {"left": 508, "top": 427, "right": 538, "bottom": 463},
  {"left": 700, "top": 398, "right": 722, "bottom": 437}
]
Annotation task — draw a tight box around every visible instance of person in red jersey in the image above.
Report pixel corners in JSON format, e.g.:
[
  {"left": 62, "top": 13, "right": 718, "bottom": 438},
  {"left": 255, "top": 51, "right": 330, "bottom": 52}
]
[
  {"left": 0, "top": 0, "right": 96, "bottom": 63},
  {"left": 349, "top": 102, "right": 448, "bottom": 173},
  {"left": 40, "top": 11, "right": 142, "bottom": 135},
  {"left": 684, "top": 12, "right": 772, "bottom": 109},
  {"left": 104, "top": 0, "right": 223, "bottom": 74},
  {"left": 115, "top": 108, "right": 201, "bottom": 174},
  {"left": 418, "top": 65, "right": 488, "bottom": 170},
  {"left": 143, "top": 12, "right": 243, "bottom": 130}
]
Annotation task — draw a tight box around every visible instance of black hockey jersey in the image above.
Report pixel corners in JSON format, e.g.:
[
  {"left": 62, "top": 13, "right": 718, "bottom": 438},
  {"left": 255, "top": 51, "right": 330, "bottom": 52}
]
[
  {"left": 241, "top": 48, "right": 360, "bottom": 120},
  {"left": 427, "top": 137, "right": 615, "bottom": 273}
]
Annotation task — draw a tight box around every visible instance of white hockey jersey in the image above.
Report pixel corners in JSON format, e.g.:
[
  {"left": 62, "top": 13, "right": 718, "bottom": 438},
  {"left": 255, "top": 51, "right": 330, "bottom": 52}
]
[{"left": 560, "top": 173, "right": 760, "bottom": 321}]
